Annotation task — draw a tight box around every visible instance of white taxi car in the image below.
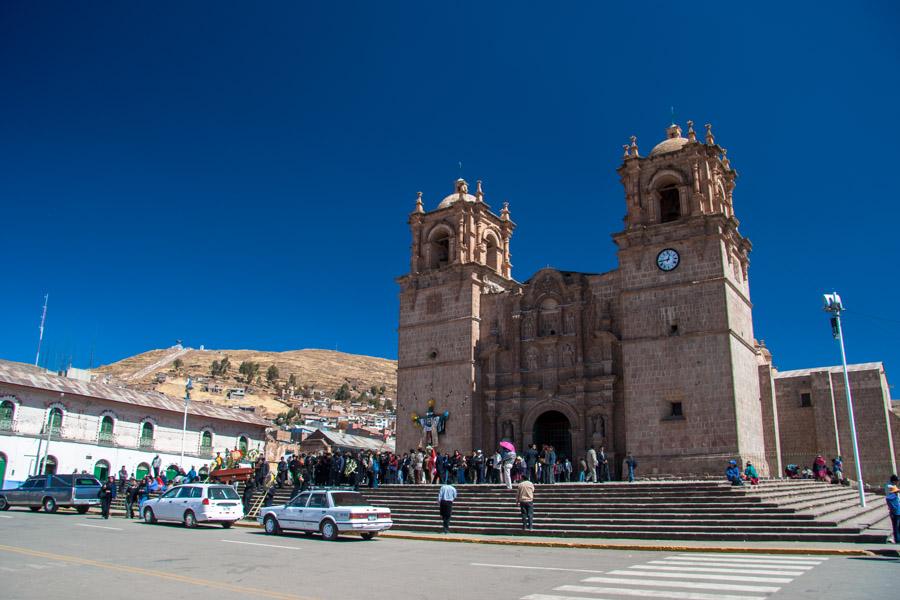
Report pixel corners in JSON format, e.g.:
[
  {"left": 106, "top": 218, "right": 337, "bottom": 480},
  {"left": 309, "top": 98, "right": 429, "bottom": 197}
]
[
  {"left": 142, "top": 483, "right": 244, "bottom": 528},
  {"left": 258, "top": 489, "right": 392, "bottom": 540}
]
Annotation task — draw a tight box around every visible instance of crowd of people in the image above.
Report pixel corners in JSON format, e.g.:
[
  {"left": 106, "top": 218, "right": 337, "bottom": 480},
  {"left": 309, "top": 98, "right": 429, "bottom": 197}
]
[{"left": 261, "top": 444, "right": 631, "bottom": 494}]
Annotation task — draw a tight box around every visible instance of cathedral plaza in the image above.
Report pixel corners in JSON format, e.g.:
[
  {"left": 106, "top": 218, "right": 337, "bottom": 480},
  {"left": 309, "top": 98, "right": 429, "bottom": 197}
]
[{"left": 396, "top": 122, "right": 899, "bottom": 484}]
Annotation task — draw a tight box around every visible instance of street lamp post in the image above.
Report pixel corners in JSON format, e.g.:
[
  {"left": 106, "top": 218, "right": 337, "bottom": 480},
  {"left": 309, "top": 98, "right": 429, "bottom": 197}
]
[
  {"left": 823, "top": 292, "right": 866, "bottom": 507},
  {"left": 180, "top": 378, "right": 193, "bottom": 468}
]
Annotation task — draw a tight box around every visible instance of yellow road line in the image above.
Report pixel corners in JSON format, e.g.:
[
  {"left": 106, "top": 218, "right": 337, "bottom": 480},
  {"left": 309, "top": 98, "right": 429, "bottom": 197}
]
[{"left": 0, "top": 543, "right": 318, "bottom": 600}]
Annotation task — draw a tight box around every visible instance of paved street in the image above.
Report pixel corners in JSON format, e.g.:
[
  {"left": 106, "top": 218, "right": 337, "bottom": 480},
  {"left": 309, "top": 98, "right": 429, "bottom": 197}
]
[{"left": 0, "top": 510, "right": 896, "bottom": 600}]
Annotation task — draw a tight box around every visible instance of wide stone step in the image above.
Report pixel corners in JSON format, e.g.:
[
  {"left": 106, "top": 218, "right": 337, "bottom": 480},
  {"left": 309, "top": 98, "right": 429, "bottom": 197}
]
[{"left": 387, "top": 513, "right": 838, "bottom": 528}]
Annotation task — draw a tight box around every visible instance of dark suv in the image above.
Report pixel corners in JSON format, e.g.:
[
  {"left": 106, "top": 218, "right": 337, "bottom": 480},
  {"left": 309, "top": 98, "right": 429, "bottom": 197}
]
[{"left": 0, "top": 474, "right": 102, "bottom": 513}]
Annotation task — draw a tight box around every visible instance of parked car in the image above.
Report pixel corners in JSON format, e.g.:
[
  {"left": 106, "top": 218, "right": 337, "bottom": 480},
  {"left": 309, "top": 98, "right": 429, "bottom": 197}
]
[
  {"left": 0, "top": 474, "right": 102, "bottom": 513},
  {"left": 258, "top": 489, "right": 392, "bottom": 540},
  {"left": 141, "top": 483, "right": 243, "bottom": 528}
]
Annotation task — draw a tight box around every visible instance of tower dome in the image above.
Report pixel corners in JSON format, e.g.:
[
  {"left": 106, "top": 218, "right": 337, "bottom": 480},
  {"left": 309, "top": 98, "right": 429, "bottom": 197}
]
[
  {"left": 438, "top": 178, "right": 477, "bottom": 208},
  {"left": 649, "top": 124, "right": 690, "bottom": 156}
]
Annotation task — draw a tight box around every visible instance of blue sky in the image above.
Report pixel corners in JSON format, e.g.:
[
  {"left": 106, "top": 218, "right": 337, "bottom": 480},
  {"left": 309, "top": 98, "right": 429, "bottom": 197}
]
[{"left": 1, "top": 3, "right": 898, "bottom": 388}]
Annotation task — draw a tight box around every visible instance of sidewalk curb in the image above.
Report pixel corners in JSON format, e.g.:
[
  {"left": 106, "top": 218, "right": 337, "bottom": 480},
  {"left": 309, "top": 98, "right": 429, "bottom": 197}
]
[{"left": 375, "top": 532, "right": 879, "bottom": 556}]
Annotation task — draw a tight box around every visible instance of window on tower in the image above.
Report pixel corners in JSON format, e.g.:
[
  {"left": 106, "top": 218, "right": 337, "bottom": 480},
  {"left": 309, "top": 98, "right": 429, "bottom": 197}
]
[
  {"left": 659, "top": 186, "right": 681, "bottom": 223},
  {"left": 427, "top": 228, "right": 452, "bottom": 270}
]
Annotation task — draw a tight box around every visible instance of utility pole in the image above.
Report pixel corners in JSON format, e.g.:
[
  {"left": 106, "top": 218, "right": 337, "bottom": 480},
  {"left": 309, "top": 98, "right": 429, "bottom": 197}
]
[
  {"left": 823, "top": 292, "right": 865, "bottom": 507},
  {"left": 35, "top": 294, "right": 48, "bottom": 367},
  {"left": 180, "top": 377, "right": 193, "bottom": 467}
]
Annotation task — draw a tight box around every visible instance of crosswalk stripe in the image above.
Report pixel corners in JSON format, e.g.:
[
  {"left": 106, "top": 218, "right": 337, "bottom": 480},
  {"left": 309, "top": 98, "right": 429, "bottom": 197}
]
[
  {"left": 522, "top": 595, "right": 620, "bottom": 600},
  {"left": 555, "top": 585, "right": 767, "bottom": 600},
  {"left": 579, "top": 576, "right": 780, "bottom": 593},
  {"left": 675, "top": 553, "right": 827, "bottom": 561},
  {"left": 632, "top": 564, "right": 806, "bottom": 577},
  {"left": 664, "top": 556, "right": 821, "bottom": 566},
  {"left": 607, "top": 570, "right": 793, "bottom": 584},
  {"left": 650, "top": 560, "right": 812, "bottom": 571}
]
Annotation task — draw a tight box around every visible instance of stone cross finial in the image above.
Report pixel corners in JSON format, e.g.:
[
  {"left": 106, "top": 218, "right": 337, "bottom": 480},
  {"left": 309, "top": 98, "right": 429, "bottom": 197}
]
[
  {"left": 622, "top": 144, "right": 631, "bottom": 159},
  {"left": 721, "top": 148, "right": 731, "bottom": 170},
  {"left": 476, "top": 179, "right": 484, "bottom": 202},
  {"left": 705, "top": 123, "right": 715, "bottom": 145},
  {"left": 501, "top": 201, "right": 510, "bottom": 221},
  {"left": 415, "top": 191, "right": 424, "bottom": 213},
  {"left": 629, "top": 135, "right": 639, "bottom": 157},
  {"left": 686, "top": 120, "right": 697, "bottom": 142}
]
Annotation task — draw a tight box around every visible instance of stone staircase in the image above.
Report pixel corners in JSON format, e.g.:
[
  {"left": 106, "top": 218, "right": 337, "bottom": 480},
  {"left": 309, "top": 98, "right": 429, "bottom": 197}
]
[
  {"left": 109, "top": 479, "right": 891, "bottom": 544},
  {"left": 356, "top": 480, "right": 891, "bottom": 543}
]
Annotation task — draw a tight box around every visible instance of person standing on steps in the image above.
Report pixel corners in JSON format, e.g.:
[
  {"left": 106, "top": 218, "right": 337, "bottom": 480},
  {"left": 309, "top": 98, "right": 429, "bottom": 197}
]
[
  {"left": 585, "top": 446, "right": 598, "bottom": 483},
  {"left": 625, "top": 453, "right": 637, "bottom": 483},
  {"left": 598, "top": 446, "right": 610, "bottom": 482},
  {"left": 151, "top": 455, "right": 162, "bottom": 478},
  {"left": 437, "top": 481, "right": 457, "bottom": 533},
  {"left": 885, "top": 475, "right": 900, "bottom": 544},
  {"left": 516, "top": 478, "right": 535, "bottom": 531}
]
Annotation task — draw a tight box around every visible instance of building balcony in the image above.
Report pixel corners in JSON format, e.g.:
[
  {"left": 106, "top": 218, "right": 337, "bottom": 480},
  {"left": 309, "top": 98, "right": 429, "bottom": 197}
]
[
  {"left": 0, "top": 417, "right": 13, "bottom": 432},
  {"left": 138, "top": 438, "right": 155, "bottom": 450},
  {"left": 198, "top": 448, "right": 214, "bottom": 459},
  {"left": 98, "top": 432, "right": 115, "bottom": 446}
]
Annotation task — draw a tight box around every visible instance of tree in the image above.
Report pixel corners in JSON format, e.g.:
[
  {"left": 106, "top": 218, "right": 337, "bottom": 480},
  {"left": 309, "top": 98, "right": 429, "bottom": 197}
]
[
  {"left": 266, "top": 365, "right": 280, "bottom": 384},
  {"left": 239, "top": 361, "right": 260, "bottom": 384},
  {"left": 173, "top": 358, "right": 183, "bottom": 371},
  {"left": 288, "top": 373, "right": 298, "bottom": 388},
  {"left": 384, "top": 399, "right": 394, "bottom": 412},
  {"left": 211, "top": 356, "right": 231, "bottom": 377},
  {"left": 370, "top": 385, "right": 378, "bottom": 397},
  {"left": 334, "top": 383, "right": 351, "bottom": 401},
  {"left": 379, "top": 385, "right": 386, "bottom": 395}
]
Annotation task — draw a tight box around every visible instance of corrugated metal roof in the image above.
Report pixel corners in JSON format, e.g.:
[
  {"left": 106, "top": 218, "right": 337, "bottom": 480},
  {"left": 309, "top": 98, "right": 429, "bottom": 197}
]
[
  {"left": 308, "top": 428, "right": 395, "bottom": 453},
  {"left": 774, "top": 362, "right": 884, "bottom": 379},
  {"left": 0, "top": 359, "right": 270, "bottom": 427}
]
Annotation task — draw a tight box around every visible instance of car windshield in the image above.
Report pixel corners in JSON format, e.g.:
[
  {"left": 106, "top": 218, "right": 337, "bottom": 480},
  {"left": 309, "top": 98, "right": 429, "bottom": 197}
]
[
  {"left": 330, "top": 492, "right": 367, "bottom": 507},
  {"left": 208, "top": 487, "right": 239, "bottom": 500}
]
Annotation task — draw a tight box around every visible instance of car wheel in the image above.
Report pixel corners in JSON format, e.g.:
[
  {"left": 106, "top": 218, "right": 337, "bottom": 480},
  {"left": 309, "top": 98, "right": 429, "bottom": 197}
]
[
  {"left": 320, "top": 520, "right": 338, "bottom": 541},
  {"left": 143, "top": 507, "right": 157, "bottom": 524},
  {"left": 0, "top": 497, "right": 9, "bottom": 511},
  {"left": 43, "top": 497, "right": 58, "bottom": 513},
  {"left": 221, "top": 521, "right": 234, "bottom": 529},
  {"left": 264, "top": 515, "right": 281, "bottom": 535},
  {"left": 183, "top": 510, "right": 197, "bottom": 528},
  {"left": 361, "top": 532, "right": 376, "bottom": 540},
  {"left": 29, "top": 506, "right": 40, "bottom": 512},
  {"left": 76, "top": 506, "right": 89, "bottom": 514}
]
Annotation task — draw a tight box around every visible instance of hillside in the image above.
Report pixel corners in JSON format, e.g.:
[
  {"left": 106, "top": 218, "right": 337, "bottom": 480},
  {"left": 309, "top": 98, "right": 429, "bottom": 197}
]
[{"left": 96, "top": 347, "right": 397, "bottom": 418}]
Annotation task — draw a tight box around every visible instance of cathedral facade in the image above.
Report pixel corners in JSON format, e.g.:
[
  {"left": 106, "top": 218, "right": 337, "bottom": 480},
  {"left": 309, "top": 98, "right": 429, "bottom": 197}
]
[{"left": 396, "top": 122, "right": 899, "bottom": 480}]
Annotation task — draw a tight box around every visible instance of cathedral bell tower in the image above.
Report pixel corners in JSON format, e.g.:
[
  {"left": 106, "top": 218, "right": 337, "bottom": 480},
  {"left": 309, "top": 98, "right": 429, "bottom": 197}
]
[
  {"left": 614, "top": 122, "right": 770, "bottom": 476},
  {"left": 396, "top": 179, "right": 516, "bottom": 453}
]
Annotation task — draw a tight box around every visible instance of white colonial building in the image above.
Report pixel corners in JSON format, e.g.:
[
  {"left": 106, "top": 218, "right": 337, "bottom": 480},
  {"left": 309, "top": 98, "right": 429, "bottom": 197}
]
[{"left": 0, "top": 359, "right": 269, "bottom": 488}]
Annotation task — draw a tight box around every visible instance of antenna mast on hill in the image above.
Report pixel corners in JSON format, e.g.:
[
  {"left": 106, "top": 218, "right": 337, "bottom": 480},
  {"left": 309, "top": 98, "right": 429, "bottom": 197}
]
[{"left": 35, "top": 294, "right": 49, "bottom": 367}]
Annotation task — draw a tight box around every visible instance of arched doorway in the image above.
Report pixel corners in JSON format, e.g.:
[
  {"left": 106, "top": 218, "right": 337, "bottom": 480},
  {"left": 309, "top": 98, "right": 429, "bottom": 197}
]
[
  {"left": 93, "top": 460, "right": 110, "bottom": 481},
  {"left": 40, "top": 455, "right": 58, "bottom": 475},
  {"left": 532, "top": 410, "right": 572, "bottom": 461},
  {"left": 135, "top": 462, "right": 150, "bottom": 480},
  {"left": 0, "top": 452, "right": 7, "bottom": 488},
  {"left": 165, "top": 464, "right": 179, "bottom": 481}
]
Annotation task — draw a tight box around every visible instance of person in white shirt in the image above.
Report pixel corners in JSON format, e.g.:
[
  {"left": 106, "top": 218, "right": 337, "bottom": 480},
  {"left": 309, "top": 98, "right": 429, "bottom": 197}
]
[{"left": 437, "top": 483, "right": 457, "bottom": 533}]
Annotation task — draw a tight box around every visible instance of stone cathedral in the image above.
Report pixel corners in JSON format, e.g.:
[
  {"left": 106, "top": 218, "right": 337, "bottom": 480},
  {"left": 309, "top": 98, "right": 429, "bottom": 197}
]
[{"left": 395, "top": 121, "right": 900, "bottom": 480}]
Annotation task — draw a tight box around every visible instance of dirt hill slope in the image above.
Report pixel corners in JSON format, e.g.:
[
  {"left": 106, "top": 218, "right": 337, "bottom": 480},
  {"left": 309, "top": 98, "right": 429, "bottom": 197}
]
[{"left": 96, "top": 347, "right": 397, "bottom": 417}]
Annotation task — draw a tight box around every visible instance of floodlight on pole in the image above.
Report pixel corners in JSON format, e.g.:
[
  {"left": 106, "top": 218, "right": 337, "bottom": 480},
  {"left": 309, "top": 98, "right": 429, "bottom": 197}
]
[{"left": 822, "top": 292, "right": 866, "bottom": 507}]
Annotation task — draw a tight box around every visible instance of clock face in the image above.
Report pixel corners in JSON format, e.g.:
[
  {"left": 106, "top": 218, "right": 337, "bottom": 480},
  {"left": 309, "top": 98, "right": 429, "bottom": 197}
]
[{"left": 657, "top": 248, "right": 680, "bottom": 271}]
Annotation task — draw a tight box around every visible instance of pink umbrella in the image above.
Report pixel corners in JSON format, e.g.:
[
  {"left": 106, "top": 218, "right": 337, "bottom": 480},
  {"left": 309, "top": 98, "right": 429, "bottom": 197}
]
[{"left": 499, "top": 441, "right": 515, "bottom": 452}]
